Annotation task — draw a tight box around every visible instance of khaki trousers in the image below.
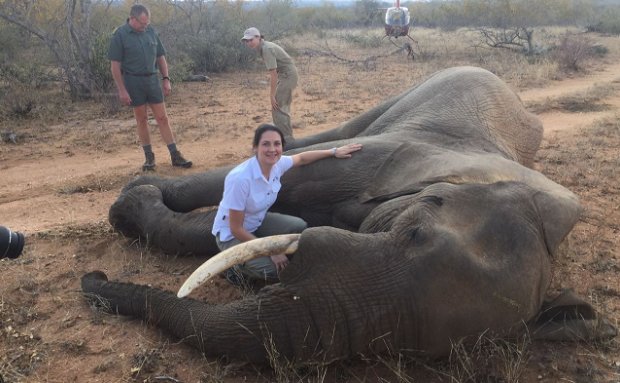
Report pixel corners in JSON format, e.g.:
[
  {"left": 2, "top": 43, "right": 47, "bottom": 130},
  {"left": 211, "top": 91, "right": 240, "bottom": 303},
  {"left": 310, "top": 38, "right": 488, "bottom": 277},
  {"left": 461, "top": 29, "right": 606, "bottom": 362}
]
[
  {"left": 272, "top": 70, "right": 298, "bottom": 140},
  {"left": 216, "top": 212, "right": 307, "bottom": 281}
]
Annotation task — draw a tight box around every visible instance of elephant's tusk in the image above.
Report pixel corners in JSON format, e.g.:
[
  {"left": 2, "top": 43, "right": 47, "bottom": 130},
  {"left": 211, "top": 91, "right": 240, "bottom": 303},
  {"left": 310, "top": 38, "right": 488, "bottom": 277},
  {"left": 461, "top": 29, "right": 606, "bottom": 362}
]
[{"left": 177, "top": 234, "right": 300, "bottom": 298}]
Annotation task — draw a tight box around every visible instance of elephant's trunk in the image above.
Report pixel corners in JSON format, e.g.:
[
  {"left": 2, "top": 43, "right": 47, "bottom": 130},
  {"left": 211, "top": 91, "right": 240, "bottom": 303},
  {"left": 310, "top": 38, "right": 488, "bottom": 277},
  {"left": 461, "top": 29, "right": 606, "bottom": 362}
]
[
  {"left": 81, "top": 271, "right": 272, "bottom": 362},
  {"left": 81, "top": 230, "right": 399, "bottom": 365}
]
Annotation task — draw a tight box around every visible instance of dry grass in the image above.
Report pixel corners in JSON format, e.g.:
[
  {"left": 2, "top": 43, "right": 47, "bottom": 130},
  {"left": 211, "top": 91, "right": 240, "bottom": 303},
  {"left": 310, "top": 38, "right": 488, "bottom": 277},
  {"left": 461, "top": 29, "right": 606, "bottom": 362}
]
[
  {"left": 56, "top": 173, "right": 133, "bottom": 195},
  {"left": 443, "top": 332, "right": 531, "bottom": 383},
  {"left": 538, "top": 114, "right": 620, "bottom": 193},
  {"left": 526, "top": 82, "right": 616, "bottom": 114},
  {"left": 284, "top": 26, "right": 589, "bottom": 96},
  {"left": 33, "top": 221, "right": 114, "bottom": 240},
  {"left": 533, "top": 114, "right": 620, "bottom": 381},
  {"left": 0, "top": 274, "right": 43, "bottom": 382}
]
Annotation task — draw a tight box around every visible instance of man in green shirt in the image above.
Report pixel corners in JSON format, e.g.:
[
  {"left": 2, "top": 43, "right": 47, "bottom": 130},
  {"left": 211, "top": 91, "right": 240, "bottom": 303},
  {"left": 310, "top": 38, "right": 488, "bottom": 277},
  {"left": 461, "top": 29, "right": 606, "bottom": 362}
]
[
  {"left": 108, "top": 4, "right": 192, "bottom": 171},
  {"left": 242, "top": 27, "right": 298, "bottom": 145}
]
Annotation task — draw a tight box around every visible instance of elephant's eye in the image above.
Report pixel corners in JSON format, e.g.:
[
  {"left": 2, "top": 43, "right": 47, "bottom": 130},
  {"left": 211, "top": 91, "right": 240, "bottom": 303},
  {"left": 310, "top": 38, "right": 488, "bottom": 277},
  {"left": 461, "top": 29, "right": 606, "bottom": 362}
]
[
  {"left": 410, "top": 226, "right": 426, "bottom": 245},
  {"left": 420, "top": 195, "right": 443, "bottom": 206}
]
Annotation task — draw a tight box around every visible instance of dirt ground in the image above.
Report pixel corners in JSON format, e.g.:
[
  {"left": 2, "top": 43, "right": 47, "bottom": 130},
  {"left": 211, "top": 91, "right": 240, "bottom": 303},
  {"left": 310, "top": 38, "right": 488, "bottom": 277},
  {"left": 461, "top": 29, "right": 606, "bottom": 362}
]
[{"left": 1, "top": 33, "right": 619, "bottom": 382}]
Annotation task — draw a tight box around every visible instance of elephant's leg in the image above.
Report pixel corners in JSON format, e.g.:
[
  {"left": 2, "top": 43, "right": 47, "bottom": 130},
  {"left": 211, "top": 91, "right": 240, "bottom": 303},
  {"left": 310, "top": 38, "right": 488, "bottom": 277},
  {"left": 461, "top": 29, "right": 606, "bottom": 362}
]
[
  {"left": 122, "top": 166, "right": 233, "bottom": 212},
  {"left": 109, "top": 185, "right": 219, "bottom": 256}
]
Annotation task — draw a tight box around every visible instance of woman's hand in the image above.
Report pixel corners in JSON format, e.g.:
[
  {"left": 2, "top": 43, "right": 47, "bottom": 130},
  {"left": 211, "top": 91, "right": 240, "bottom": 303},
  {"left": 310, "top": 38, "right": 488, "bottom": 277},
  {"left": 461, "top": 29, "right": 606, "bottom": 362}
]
[
  {"left": 270, "top": 254, "right": 289, "bottom": 274},
  {"left": 292, "top": 143, "right": 363, "bottom": 167},
  {"left": 334, "top": 143, "right": 363, "bottom": 158},
  {"left": 271, "top": 95, "right": 280, "bottom": 111}
]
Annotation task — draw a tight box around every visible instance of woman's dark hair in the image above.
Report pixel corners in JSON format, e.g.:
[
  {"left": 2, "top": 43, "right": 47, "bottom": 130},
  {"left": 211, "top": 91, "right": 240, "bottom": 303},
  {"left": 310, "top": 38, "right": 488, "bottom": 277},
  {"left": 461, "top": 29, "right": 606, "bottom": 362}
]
[{"left": 253, "top": 124, "right": 285, "bottom": 147}]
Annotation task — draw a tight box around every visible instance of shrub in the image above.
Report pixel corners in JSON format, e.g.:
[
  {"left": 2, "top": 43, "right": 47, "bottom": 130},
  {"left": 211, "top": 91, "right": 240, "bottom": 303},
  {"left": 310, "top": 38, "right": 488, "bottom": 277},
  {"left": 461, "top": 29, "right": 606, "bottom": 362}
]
[
  {"left": 552, "top": 32, "right": 599, "bottom": 72},
  {"left": 586, "top": 8, "right": 620, "bottom": 35},
  {"left": 89, "top": 32, "right": 114, "bottom": 93},
  {"left": 181, "top": 34, "right": 256, "bottom": 73},
  {"left": 0, "top": 62, "right": 52, "bottom": 88},
  {"left": 0, "top": 84, "right": 38, "bottom": 119}
]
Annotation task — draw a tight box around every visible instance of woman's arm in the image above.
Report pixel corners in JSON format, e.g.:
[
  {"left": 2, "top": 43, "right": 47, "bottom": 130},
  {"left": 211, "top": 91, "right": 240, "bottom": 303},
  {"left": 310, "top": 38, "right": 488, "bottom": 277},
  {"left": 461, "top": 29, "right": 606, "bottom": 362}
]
[
  {"left": 292, "top": 143, "right": 362, "bottom": 167},
  {"left": 229, "top": 209, "right": 256, "bottom": 242}
]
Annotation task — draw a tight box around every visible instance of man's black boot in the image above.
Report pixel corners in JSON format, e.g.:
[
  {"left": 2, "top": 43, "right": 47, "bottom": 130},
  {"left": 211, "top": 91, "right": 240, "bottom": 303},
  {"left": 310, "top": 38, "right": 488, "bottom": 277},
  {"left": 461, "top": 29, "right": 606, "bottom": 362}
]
[
  {"left": 171, "top": 150, "right": 192, "bottom": 168},
  {"left": 142, "top": 152, "right": 156, "bottom": 171}
]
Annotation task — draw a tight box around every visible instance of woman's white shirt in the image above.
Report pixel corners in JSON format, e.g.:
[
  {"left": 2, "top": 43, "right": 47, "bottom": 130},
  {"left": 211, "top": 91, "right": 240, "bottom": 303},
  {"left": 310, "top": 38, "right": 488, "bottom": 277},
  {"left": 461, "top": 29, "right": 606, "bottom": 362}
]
[{"left": 212, "top": 155, "right": 294, "bottom": 241}]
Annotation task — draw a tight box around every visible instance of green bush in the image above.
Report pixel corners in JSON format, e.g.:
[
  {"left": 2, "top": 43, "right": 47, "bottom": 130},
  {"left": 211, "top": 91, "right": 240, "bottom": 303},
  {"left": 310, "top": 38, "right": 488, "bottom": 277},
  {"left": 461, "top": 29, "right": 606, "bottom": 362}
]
[
  {"left": 158, "top": 1, "right": 257, "bottom": 73},
  {"left": 0, "top": 62, "right": 52, "bottom": 88},
  {"left": 0, "top": 23, "right": 26, "bottom": 63},
  {"left": 295, "top": 6, "right": 357, "bottom": 30},
  {"left": 90, "top": 32, "right": 114, "bottom": 93},
  {"left": 0, "top": 84, "right": 38, "bottom": 119},
  {"left": 591, "top": 43, "right": 609, "bottom": 56},
  {"left": 168, "top": 54, "right": 194, "bottom": 83},
  {"left": 552, "top": 32, "right": 600, "bottom": 72},
  {"left": 586, "top": 8, "right": 620, "bottom": 35},
  {"left": 178, "top": 33, "right": 256, "bottom": 74}
]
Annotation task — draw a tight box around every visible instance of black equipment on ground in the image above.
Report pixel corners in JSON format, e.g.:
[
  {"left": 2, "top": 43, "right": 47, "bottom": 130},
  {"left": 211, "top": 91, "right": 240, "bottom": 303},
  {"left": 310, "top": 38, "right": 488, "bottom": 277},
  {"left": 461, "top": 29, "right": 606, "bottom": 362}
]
[{"left": 0, "top": 226, "right": 25, "bottom": 259}]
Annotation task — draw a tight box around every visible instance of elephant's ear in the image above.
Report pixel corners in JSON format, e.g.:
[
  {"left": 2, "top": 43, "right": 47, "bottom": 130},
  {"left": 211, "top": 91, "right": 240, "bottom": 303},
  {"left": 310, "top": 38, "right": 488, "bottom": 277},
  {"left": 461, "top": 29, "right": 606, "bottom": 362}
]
[
  {"left": 359, "top": 195, "right": 418, "bottom": 233},
  {"left": 358, "top": 143, "right": 515, "bottom": 203},
  {"left": 528, "top": 289, "right": 617, "bottom": 341},
  {"left": 359, "top": 143, "right": 428, "bottom": 203},
  {"left": 532, "top": 188, "right": 582, "bottom": 257}
]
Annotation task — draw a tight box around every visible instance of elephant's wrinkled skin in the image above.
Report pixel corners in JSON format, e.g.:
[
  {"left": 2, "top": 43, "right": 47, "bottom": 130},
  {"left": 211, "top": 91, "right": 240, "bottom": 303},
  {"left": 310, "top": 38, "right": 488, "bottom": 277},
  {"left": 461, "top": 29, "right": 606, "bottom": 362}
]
[{"left": 82, "top": 66, "right": 612, "bottom": 364}]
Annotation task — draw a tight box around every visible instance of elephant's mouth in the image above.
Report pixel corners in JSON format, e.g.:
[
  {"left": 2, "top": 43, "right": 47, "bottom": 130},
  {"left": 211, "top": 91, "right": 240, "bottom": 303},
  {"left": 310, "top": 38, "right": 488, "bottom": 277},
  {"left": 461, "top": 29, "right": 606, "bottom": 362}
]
[{"left": 177, "top": 234, "right": 300, "bottom": 297}]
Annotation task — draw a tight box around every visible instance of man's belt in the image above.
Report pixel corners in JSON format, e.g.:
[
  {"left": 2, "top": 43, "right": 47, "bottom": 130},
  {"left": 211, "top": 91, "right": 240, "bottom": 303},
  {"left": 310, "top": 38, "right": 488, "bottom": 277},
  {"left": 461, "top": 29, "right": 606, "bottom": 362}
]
[{"left": 123, "top": 72, "right": 157, "bottom": 77}]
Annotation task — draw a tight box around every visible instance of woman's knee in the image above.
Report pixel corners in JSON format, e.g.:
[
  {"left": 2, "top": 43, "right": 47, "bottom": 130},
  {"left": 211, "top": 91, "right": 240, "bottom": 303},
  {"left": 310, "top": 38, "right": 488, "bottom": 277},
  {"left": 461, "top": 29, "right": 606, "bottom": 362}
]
[
  {"left": 290, "top": 217, "right": 308, "bottom": 233},
  {"left": 240, "top": 257, "right": 278, "bottom": 281}
]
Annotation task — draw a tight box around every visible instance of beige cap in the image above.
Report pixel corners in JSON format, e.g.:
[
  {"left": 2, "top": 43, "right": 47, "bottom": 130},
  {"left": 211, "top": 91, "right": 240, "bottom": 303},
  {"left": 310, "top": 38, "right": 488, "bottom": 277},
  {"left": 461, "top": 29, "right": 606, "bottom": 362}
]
[{"left": 241, "top": 27, "right": 260, "bottom": 41}]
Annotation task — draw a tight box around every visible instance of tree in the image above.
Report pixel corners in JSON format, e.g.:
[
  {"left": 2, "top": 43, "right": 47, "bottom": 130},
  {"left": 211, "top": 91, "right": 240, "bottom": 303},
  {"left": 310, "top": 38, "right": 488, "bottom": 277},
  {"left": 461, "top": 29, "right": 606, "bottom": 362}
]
[
  {"left": 0, "top": 0, "right": 116, "bottom": 100},
  {"left": 468, "top": 0, "right": 596, "bottom": 55},
  {"left": 355, "top": 0, "right": 381, "bottom": 28}
]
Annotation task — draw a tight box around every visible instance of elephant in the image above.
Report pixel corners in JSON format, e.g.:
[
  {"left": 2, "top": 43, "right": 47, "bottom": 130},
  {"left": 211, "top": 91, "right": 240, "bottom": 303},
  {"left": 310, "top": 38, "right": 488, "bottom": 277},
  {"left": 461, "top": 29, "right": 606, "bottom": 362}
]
[{"left": 82, "top": 66, "right": 616, "bottom": 364}]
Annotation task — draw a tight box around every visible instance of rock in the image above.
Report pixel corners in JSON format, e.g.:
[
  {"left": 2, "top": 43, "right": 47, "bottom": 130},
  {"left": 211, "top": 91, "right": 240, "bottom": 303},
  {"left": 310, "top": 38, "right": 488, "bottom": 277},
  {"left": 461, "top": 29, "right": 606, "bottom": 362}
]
[
  {"left": 0, "top": 131, "right": 18, "bottom": 144},
  {"left": 184, "top": 75, "right": 210, "bottom": 82}
]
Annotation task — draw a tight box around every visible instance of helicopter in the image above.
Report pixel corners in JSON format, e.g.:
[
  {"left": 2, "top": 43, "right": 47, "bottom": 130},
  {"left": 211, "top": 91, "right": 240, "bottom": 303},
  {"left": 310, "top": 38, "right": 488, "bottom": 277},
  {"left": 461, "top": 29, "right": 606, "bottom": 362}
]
[
  {"left": 383, "top": 0, "right": 411, "bottom": 38},
  {"left": 381, "top": 0, "right": 417, "bottom": 57}
]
